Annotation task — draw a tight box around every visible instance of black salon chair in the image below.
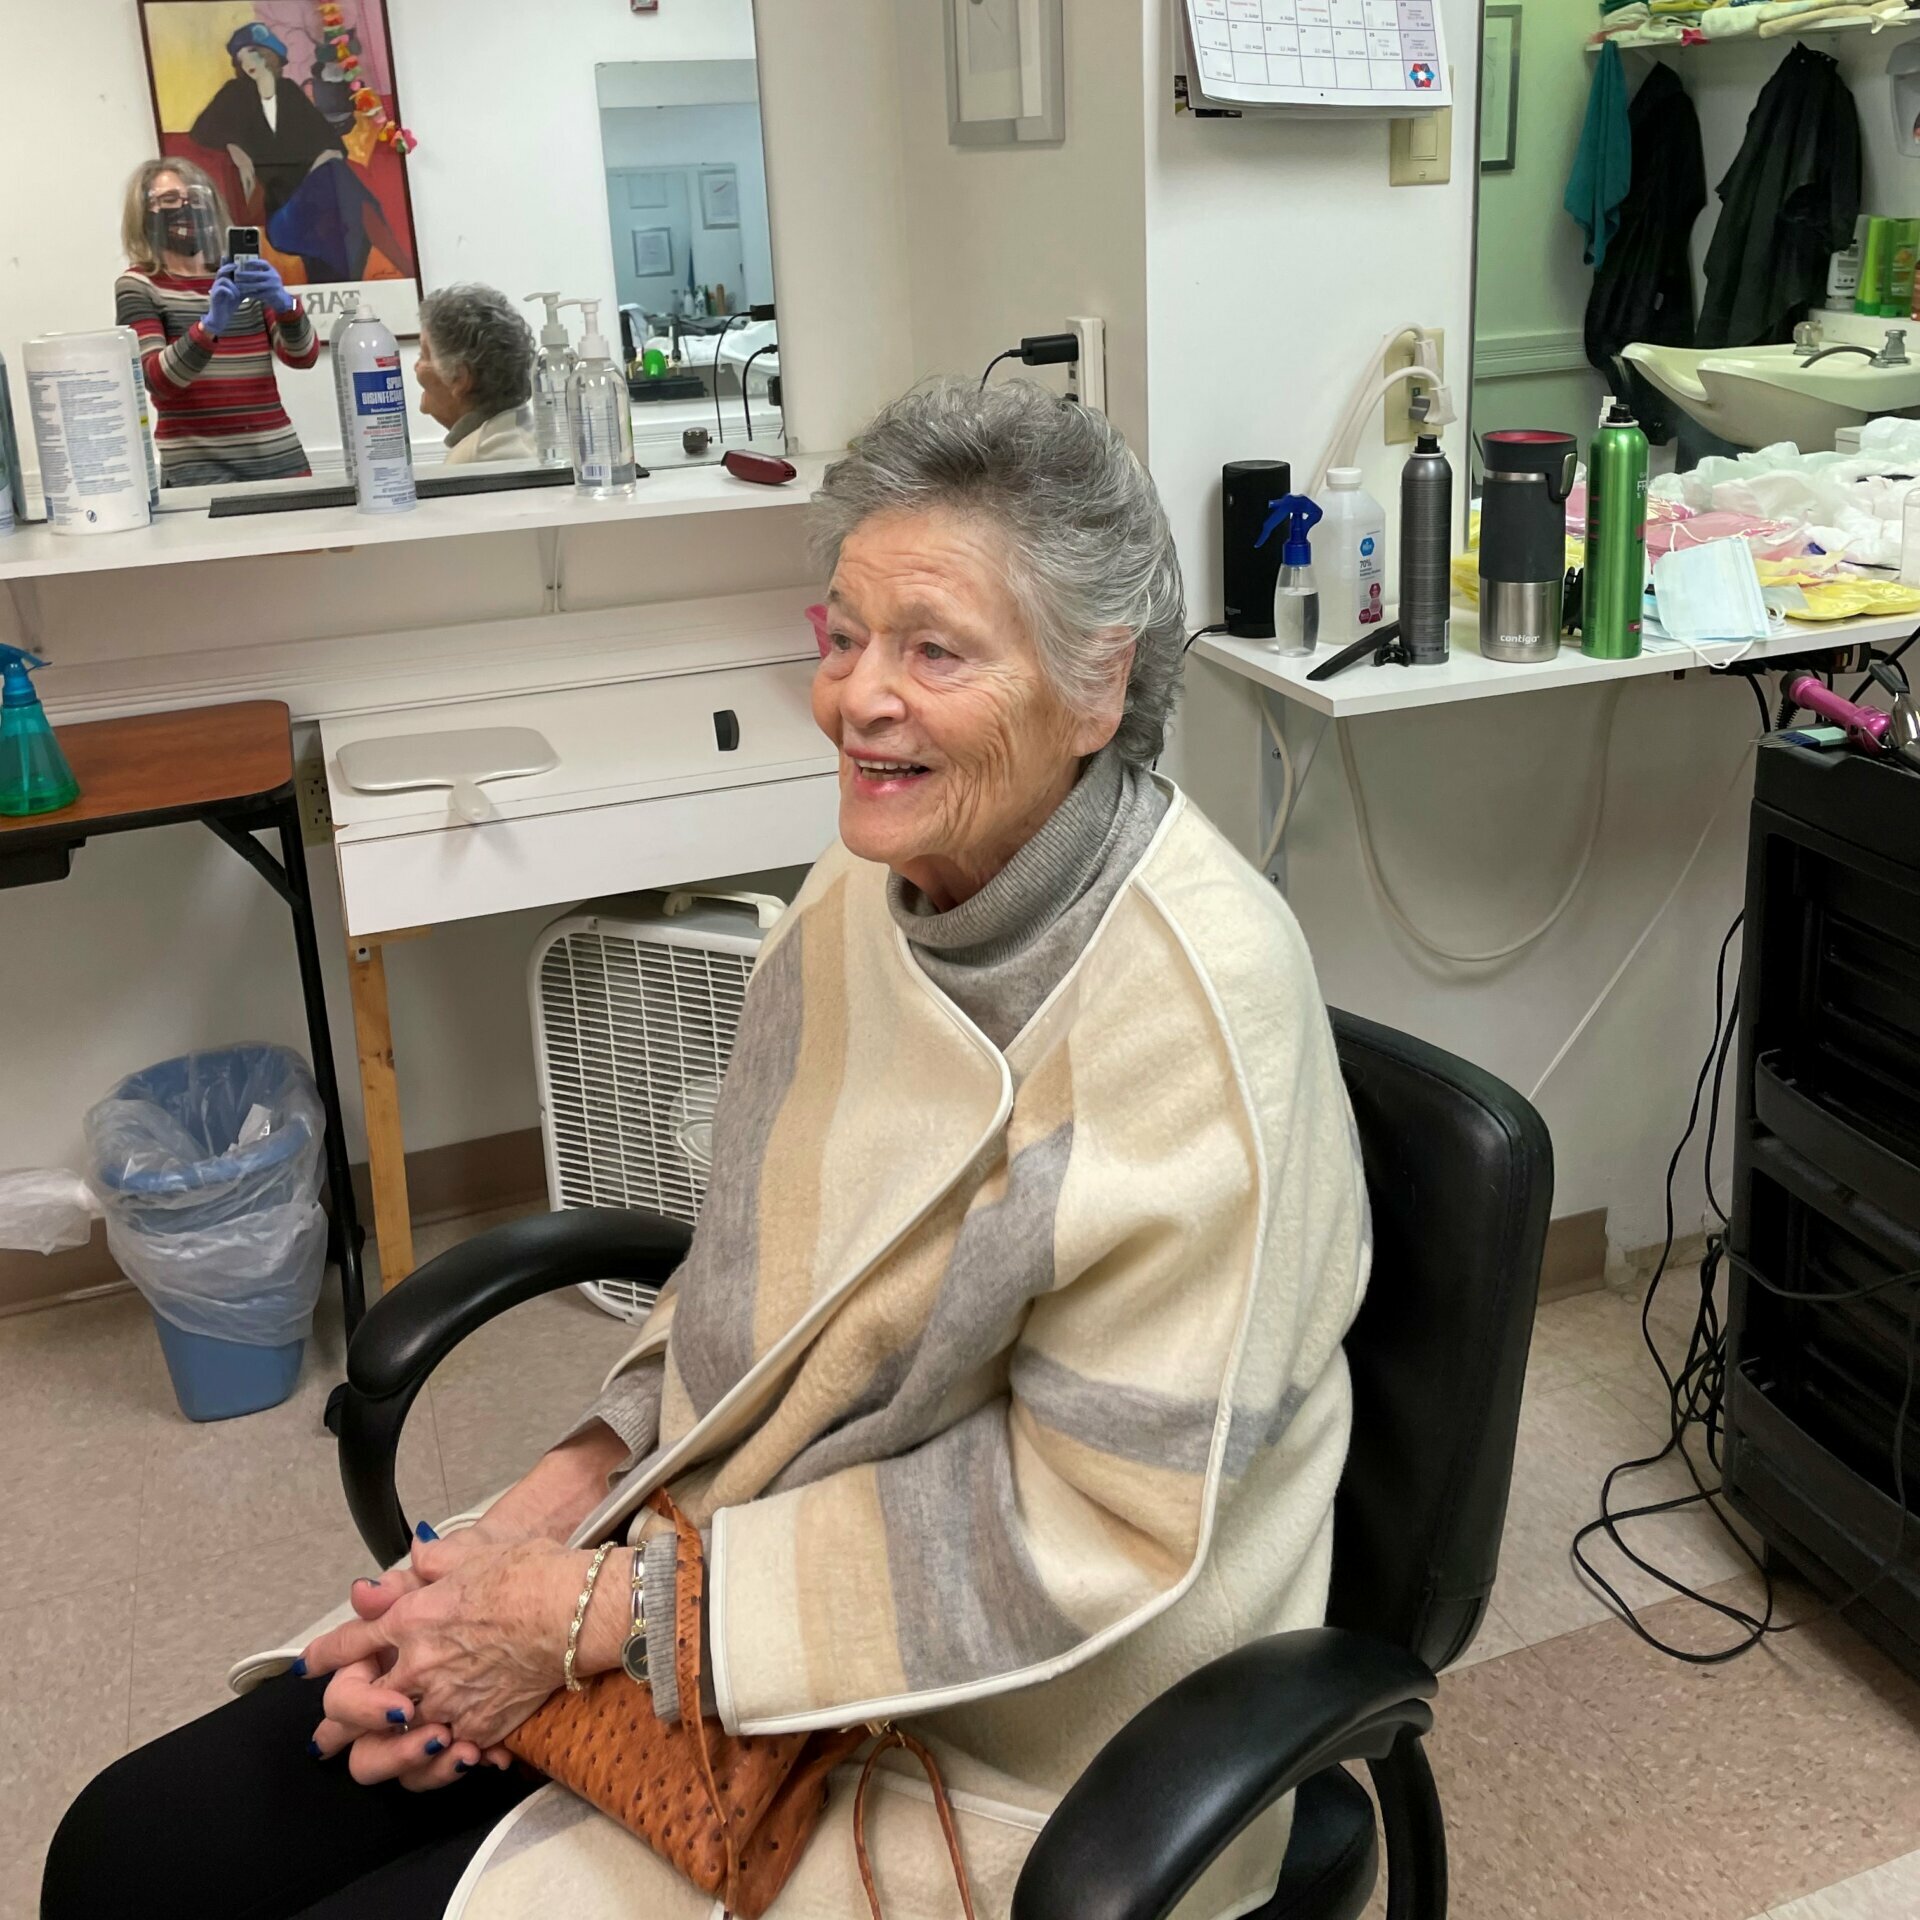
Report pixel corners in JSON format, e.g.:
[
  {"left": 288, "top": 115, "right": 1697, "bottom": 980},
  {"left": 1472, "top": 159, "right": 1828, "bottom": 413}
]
[{"left": 337, "top": 1009, "right": 1551, "bottom": 1920}]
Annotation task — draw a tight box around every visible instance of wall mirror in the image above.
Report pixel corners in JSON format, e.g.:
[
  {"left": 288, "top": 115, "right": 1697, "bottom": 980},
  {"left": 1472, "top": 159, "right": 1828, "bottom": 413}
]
[
  {"left": 14, "top": 0, "right": 782, "bottom": 515},
  {"left": 594, "top": 57, "right": 784, "bottom": 470},
  {"left": 1468, "top": 7, "right": 1902, "bottom": 479}
]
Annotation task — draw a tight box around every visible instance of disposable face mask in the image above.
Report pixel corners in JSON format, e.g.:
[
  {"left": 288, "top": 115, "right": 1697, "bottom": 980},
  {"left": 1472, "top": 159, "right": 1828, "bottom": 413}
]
[{"left": 1650, "top": 534, "right": 1770, "bottom": 643}]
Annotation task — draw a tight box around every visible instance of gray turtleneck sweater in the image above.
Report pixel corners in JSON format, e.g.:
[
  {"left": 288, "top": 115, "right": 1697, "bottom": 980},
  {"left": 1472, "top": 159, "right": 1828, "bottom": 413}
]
[{"left": 885, "top": 744, "right": 1170, "bottom": 1049}]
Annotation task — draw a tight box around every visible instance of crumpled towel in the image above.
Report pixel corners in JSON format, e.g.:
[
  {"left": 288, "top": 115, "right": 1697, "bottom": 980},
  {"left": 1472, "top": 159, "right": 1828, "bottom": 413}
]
[{"left": 1565, "top": 42, "right": 1633, "bottom": 268}]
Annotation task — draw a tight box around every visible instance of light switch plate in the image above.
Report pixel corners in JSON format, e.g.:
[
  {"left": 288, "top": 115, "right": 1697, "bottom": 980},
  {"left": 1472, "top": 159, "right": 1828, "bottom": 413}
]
[{"left": 1389, "top": 104, "right": 1452, "bottom": 186}]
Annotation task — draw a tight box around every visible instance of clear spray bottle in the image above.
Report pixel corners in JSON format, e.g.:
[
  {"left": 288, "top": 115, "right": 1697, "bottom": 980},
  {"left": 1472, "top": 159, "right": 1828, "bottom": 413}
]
[{"left": 1255, "top": 495, "right": 1325, "bottom": 657}]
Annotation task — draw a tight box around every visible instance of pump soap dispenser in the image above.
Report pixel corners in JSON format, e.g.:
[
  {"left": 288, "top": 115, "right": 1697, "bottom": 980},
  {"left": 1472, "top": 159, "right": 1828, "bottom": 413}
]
[
  {"left": 1255, "top": 496, "right": 1325, "bottom": 657},
  {"left": 559, "top": 298, "right": 638, "bottom": 500},
  {"left": 524, "top": 292, "right": 576, "bottom": 470},
  {"left": 0, "top": 647, "right": 79, "bottom": 815}
]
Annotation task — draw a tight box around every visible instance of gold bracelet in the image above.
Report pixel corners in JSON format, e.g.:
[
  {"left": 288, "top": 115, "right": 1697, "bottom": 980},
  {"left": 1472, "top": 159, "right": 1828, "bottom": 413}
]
[{"left": 564, "top": 1542, "right": 618, "bottom": 1694}]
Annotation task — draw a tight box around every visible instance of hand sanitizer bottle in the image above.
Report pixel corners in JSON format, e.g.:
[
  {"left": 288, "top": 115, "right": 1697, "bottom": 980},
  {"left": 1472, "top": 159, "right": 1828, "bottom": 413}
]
[
  {"left": 561, "top": 299, "right": 636, "bottom": 500},
  {"left": 524, "top": 292, "right": 576, "bottom": 469},
  {"left": 1256, "top": 495, "right": 1325, "bottom": 657}
]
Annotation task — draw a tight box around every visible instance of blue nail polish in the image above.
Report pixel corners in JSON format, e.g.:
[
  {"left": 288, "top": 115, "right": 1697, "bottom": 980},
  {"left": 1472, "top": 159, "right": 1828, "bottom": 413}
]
[
  {"left": 415, "top": 1520, "right": 439, "bottom": 1542},
  {"left": 291, "top": 1657, "right": 308, "bottom": 1678},
  {"left": 308, "top": 1739, "right": 323, "bottom": 1759},
  {"left": 387, "top": 1707, "right": 409, "bottom": 1725},
  {"left": 426, "top": 1738, "right": 445, "bottom": 1755},
  {"left": 455, "top": 1759, "right": 473, "bottom": 1772}
]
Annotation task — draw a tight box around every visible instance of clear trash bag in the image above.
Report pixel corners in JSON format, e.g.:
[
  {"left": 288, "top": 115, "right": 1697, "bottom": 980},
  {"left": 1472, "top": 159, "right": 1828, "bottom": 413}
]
[
  {"left": 84, "top": 1044, "right": 328, "bottom": 1347},
  {"left": 0, "top": 1168, "right": 100, "bottom": 1254}
]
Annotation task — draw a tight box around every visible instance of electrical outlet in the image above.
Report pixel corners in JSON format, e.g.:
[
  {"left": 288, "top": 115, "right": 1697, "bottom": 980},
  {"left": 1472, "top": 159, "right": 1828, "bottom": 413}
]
[
  {"left": 294, "top": 733, "right": 334, "bottom": 846},
  {"left": 1066, "top": 315, "right": 1106, "bottom": 414},
  {"left": 1383, "top": 330, "right": 1444, "bottom": 446}
]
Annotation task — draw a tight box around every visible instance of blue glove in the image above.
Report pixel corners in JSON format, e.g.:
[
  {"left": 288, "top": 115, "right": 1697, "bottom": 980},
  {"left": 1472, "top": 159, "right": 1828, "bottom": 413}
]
[
  {"left": 234, "top": 255, "right": 291, "bottom": 315},
  {"left": 203, "top": 263, "right": 244, "bottom": 336}
]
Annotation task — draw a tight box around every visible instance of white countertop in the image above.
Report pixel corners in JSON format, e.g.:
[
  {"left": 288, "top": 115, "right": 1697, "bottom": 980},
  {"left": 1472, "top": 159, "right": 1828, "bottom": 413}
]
[
  {"left": 1194, "top": 604, "right": 1920, "bottom": 718},
  {"left": 0, "top": 452, "right": 827, "bottom": 585}
]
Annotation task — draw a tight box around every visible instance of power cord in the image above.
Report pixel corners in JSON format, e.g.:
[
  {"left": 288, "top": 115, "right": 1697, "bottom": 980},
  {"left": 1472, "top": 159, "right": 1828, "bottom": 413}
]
[
  {"left": 738, "top": 342, "right": 777, "bottom": 441},
  {"left": 712, "top": 314, "right": 745, "bottom": 447},
  {"left": 1570, "top": 906, "right": 1920, "bottom": 1663},
  {"left": 979, "top": 333, "right": 1080, "bottom": 392}
]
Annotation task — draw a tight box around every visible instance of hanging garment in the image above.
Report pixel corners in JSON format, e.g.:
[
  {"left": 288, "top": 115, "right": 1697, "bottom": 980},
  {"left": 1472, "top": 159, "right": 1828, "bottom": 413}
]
[
  {"left": 1584, "top": 61, "right": 1706, "bottom": 442},
  {"left": 1564, "top": 42, "right": 1634, "bottom": 269},
  {"left": 1697, "top": 43, "right": 1862, "bottom": 347}
]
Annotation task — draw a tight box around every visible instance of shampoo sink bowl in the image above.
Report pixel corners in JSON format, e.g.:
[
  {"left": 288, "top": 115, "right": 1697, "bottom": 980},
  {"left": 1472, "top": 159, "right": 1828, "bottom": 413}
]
[{"left": 1622, "top": 339, "right": 1920, "bottom": 451}]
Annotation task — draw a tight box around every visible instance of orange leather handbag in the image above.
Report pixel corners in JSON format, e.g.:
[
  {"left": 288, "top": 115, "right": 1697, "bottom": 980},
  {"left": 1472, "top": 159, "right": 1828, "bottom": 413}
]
[{"left": 506, "top": 1492, "right": 975, "bottom": 1919}]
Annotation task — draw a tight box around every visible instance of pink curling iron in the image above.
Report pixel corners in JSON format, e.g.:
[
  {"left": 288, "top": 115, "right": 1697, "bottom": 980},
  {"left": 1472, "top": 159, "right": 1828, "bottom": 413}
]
[{"left": 1784, "top": 663, "right": 1920, "bottom": 770}]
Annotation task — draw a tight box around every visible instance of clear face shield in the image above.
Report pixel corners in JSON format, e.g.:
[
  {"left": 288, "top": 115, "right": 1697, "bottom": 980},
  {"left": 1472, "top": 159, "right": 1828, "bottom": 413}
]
[{"left": 145, "top": 181, "right": 221, "bottom": 268}]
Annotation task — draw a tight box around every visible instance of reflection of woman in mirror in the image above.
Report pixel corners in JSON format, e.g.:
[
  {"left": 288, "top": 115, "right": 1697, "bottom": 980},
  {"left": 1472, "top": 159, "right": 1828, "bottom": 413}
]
[
  {"left": 114, "top": 157, "right": 316, "bottom": 486},
  {"left": 415, "top": 287, "right": 540, "bottom": 466},
  {"left": 189, "top": 23, "right": 408, "bottom": 287}
]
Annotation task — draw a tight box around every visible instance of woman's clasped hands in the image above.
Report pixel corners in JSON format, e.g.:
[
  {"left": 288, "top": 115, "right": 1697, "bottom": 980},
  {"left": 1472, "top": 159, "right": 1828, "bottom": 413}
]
[{"left": 297, "top": 1521, "right": 602, "bottom": 1792}]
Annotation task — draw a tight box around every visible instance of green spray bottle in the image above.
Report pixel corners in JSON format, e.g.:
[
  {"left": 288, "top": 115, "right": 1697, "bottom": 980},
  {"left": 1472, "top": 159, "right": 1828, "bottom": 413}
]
[
  {"left": 1582, "top": 400, "right": 1649, "bottom": 660},
  {"left": 0, "top": 647, "right": 79, "bottom": 815}
]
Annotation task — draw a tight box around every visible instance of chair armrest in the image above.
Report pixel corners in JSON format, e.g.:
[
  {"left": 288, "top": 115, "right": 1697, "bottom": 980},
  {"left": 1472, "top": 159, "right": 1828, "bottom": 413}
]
[
  {"left": 1010, "top": 1627, "right": 1437, "bottom": 1920},
  {"left": 337, "top": 1207, "right": 692, "bottom": 1562}
]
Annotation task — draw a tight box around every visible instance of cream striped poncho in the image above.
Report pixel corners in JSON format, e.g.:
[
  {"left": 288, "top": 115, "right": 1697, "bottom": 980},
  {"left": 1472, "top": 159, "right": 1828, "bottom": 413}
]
[{"left": 443, "top": 783, "right": 1371, "bottom": 1919}]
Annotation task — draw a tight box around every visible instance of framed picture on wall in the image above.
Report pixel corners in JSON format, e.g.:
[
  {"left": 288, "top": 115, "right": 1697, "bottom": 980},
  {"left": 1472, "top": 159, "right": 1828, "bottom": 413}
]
[
  {"left": 699, "top": 167, "right": 740, "bottom": 230},
  {"left": 1480, "top": 6, "right": 1522, "bottom": 173},
  {"left": 137, "top": 0, "right": 423, "bottom": 333},
  {"left": 632, "top": 227, "right": 673, "bottom": 277}
]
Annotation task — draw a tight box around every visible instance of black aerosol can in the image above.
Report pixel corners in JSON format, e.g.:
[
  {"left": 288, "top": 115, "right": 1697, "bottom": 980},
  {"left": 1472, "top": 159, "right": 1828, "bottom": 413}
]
[{"left": 1399, "top": 432, "right": 1453, "bottom": 664}]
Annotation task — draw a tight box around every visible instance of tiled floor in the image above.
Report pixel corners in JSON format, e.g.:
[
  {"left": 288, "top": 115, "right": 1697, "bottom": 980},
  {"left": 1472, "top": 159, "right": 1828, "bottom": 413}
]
[{"left": 3, "top": 1221, "right": 1916, "bottom": 1918}]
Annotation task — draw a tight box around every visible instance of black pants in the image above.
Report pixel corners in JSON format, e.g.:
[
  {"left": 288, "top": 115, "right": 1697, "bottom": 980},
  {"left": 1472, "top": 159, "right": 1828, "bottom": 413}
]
[{"left": 42, "top": 1673, "right": 538, "bottom": 1919}]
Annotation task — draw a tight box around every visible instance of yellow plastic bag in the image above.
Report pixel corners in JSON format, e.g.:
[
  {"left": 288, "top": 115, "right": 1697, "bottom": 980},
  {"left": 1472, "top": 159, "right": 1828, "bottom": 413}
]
[{"left": 1784, "top": 579, "right": 1920, "bottom": 621}]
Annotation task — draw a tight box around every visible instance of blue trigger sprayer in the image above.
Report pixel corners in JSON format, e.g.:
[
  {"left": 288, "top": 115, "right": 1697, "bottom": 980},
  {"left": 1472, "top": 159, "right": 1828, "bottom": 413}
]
[
  {"left": 1255, "top": 494, "right": 1324, "bottom": 657},
  {"left": 0, "top": 646, "right": 79, "bottom": 815}
]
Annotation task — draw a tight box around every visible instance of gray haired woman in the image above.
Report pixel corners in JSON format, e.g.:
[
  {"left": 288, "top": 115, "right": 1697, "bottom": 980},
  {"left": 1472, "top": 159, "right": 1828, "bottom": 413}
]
[
  {"left": 415, "top": 284, "right": 538, "bottom": 466},
  {"left": 47, "top": 379, "right": 1370, "bottom": 1920}
]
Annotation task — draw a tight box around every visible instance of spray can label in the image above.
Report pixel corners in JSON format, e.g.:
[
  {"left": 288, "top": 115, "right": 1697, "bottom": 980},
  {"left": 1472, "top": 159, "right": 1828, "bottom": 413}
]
[{"left": 352, "top": 355, "right": 416, "bottom": 510}]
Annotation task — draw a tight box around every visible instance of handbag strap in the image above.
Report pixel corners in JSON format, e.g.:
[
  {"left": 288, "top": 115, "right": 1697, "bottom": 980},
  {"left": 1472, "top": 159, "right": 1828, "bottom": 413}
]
[
  {"left": 852, "top": 1727, "right": 978, "bottom": 1920},
  {"left": 647, "top": 1490, "right": 743, "bottom": 1906}
]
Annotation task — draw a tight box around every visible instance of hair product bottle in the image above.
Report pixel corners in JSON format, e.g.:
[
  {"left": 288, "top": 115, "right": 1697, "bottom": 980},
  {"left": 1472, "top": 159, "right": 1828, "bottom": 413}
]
[
  {"left": 1582, "top": 400, "right": 1649, "bottom": 659},
  {"left": 1399, "top": 434, "right": 1453, "bottom": 664}
]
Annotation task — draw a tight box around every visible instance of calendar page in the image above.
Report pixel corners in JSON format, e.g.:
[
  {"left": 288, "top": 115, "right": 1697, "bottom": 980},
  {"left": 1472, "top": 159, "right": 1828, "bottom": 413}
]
[{"left": 1184, "top": 0, "right": 1451, "bottom": 111}]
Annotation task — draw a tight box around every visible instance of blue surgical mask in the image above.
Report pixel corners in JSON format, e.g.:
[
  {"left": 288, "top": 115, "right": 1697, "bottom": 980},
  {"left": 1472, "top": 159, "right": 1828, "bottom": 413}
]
[{"left": 1650, "top": 536, "right": 1769, "bottom": 644}]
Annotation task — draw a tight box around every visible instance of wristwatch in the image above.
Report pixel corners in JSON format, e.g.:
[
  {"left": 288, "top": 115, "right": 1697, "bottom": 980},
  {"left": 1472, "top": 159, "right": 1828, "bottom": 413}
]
[{"left": 621, "top": 1548, "right": 649, "bottom": 1684}]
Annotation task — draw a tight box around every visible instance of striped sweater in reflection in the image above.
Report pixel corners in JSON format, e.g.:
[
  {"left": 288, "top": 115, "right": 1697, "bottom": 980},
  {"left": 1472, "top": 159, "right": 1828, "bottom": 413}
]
[{"left": 114, "top": 268, "right": 316, "bottom": 486}]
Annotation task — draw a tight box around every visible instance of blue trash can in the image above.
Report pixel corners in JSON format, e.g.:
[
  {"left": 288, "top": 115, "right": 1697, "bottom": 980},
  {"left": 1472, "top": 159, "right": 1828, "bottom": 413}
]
[{"left": 85, "top": 1045, "right": 329, "bottom": 1421}]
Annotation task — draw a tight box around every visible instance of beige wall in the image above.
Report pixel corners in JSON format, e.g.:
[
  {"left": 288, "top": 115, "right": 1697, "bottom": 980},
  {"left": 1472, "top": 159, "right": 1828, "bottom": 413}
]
[{"left": 892, "top": 0, "right": 1150, "bottom": 446}]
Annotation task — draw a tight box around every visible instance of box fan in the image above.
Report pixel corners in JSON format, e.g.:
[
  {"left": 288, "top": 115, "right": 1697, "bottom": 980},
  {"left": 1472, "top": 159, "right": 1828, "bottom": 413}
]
[{"left": 529, "top": 880, "right": 798, "bottom": 1321}]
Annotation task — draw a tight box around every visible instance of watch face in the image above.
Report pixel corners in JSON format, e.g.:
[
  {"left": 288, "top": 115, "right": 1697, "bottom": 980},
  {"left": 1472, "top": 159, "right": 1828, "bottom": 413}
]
[{"left": 622, "top": 1635, "right": 650, "bottom": 1685}]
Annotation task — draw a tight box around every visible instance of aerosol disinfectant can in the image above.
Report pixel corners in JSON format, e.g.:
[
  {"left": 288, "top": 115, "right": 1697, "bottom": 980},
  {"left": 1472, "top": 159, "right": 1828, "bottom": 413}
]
[
  {"left": 1582, "top": 401, "right": 1648, "bottom": 659},
  {"left": 336, "top": 308, "right": 416, "bottom": 515},
  {"left": 328, "top": 301, "right": 363, "bottom": 470}
]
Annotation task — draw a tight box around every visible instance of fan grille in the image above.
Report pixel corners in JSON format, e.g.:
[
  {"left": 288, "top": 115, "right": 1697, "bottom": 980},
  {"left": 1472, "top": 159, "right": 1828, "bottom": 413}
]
[{"left": 538, "top": 928, "right": 752, "bottom": 1321}]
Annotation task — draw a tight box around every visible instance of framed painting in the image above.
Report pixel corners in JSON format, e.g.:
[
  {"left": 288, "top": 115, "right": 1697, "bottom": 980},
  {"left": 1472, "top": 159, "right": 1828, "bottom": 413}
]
[
  {"left": 138, "top": 0, "right": 423, "bottom": 333},
  {"left": 1480, "top": 6, "right": 1522, "bottom": 174}
]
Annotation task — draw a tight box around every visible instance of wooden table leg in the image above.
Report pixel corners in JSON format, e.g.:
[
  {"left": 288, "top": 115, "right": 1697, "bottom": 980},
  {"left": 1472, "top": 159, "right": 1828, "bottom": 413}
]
[{"left": 346, "top": 934, "right": 415, "bottom": 1288}]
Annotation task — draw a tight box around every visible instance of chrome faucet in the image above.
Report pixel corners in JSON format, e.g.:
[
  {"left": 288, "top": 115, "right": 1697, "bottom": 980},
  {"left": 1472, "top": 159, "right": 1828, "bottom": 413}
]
[{"left": 1798, "top": 327, "right": 1911, "bottom": 369}]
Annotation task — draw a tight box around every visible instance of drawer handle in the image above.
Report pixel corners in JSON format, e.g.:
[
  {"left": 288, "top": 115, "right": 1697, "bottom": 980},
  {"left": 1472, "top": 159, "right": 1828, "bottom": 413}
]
[{"left": 713, "top": 710, "right": 740, "bottom": 752}]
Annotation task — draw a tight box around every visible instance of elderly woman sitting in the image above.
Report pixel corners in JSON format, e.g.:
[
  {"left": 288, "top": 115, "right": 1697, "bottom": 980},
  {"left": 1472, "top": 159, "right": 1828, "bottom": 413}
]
[
  {"left": 415, "top": 283, "right": 539, "bottom": 466},
  {"left": 46, "top": 381, "right": 1369, "bottom": 1920}
]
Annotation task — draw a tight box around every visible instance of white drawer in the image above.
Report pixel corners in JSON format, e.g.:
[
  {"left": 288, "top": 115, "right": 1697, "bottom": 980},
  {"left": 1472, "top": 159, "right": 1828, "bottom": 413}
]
[{"left": 322, "top": 661, "right": 840, "bottom": 935}]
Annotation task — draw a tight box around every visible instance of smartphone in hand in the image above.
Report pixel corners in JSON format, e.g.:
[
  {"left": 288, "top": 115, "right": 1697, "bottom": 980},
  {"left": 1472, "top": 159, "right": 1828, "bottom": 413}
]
[{"left": 226, "top": 225, "right": 261, "bottom": 261}]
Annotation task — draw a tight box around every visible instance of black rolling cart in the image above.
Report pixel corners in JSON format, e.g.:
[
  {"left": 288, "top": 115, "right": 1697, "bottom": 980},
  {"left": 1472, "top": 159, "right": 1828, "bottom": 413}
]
[{"left": 1724, "top": 738, "right": 1920, "bottom": 1672}]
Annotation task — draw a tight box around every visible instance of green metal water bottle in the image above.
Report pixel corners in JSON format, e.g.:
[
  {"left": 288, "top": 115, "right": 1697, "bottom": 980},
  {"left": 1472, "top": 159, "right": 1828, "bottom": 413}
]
[{"left": 1583, "top": 401, "right": 1648, "bottom": 660}]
